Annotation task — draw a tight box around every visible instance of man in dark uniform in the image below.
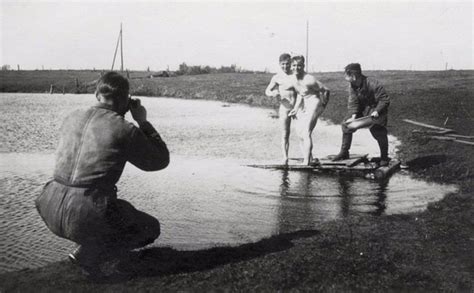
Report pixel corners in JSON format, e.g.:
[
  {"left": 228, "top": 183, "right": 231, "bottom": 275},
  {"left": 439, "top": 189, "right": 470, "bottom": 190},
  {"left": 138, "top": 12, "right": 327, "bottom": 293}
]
[
  {"left": 332, "top": 63, "right": 390, "bottom": 166},
  {"left": 35, "top": 72, "right": 169, "bottom": 278}
]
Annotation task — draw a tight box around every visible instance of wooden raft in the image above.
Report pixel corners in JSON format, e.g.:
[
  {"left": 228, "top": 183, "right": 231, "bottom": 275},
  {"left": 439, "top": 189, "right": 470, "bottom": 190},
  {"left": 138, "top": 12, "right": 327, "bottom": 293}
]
[{"left": 247, "top": 154, "right": 401, "bottom": 180}]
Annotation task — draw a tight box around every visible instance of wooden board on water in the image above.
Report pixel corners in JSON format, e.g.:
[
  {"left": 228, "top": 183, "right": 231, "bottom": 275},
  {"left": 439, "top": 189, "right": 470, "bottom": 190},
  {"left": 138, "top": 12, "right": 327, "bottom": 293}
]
[
  {"left": 288, "top": 154, "right": 368, "bottom": 166},
  {"left": 320, "top": 154, "right": 368, "bottom": 167},
  {"left": 246, "top": 164, "right": 320, "bottom": 170},
  {"left": 247, "top": 157, "right": 402, "bottom": 180},
  {"left": 247, "top": 154, "right": 368, "bottom": 170}
]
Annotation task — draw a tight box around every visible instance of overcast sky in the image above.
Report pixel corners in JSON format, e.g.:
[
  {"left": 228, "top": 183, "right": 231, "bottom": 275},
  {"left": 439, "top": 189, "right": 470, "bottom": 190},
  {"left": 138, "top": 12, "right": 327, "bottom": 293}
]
[{"left": 1, "top": 0, "right": 472, "bottom": 72}]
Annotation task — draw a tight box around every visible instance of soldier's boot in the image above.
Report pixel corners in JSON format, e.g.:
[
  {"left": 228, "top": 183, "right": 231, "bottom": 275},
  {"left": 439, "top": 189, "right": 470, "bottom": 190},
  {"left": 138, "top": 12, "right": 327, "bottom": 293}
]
[
  {"left": 332, "top": 133, "right": 352, "bottom": 161},
  {"left": 377, "top": 135, "right": 390, "bottom": 167}
]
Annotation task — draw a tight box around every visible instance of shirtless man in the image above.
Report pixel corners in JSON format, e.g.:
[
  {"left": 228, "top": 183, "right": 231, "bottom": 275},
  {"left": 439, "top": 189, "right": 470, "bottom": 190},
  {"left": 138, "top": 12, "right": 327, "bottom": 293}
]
[
  {"left": 288, "top": 55, "right": 330, "bottom": 165},
  {"left": 265, "top": 53, "right": 297, "bottom": 164}
]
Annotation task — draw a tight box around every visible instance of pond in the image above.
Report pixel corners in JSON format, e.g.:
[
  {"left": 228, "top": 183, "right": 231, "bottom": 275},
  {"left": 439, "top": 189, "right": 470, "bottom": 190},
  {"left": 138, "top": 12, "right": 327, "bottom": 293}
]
[{"left": 0, "top": 93, "right": 458, "bottom": 273}]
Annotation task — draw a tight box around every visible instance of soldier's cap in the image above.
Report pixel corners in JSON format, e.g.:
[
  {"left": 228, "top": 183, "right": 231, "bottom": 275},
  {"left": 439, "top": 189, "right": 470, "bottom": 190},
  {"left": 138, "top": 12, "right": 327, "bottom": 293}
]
[{"left": 344, "top": 63, "right": 362, "bottom": 74}]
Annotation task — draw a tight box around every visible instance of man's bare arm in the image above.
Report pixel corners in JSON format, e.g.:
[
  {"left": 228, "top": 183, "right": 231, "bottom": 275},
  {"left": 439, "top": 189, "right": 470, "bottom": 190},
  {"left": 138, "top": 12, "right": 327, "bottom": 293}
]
[
  {"left": 316, "top": 80, "right": 330, "bottom": 106},
  {"left": 265, "top": 76, "right": 279, "bottom": 97}
]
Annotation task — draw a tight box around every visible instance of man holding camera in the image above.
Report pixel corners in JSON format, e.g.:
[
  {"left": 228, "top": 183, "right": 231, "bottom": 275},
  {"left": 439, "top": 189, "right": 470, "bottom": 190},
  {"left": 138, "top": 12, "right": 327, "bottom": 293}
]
[
  {"left": 35, "top": 72, "right": 169, "bottom": 278},
  {"left": 332, "top": 63, "right": 390, "bottom": 166}
]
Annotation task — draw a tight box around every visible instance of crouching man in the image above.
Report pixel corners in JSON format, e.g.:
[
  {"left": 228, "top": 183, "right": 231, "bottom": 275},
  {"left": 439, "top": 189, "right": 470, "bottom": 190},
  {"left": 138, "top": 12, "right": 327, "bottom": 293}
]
[
  {"left": 35, "top": 72, "right": 169, "bottom": 278},
  {"left": 332, "top": 63, "right": 390, "bottom": 166}
]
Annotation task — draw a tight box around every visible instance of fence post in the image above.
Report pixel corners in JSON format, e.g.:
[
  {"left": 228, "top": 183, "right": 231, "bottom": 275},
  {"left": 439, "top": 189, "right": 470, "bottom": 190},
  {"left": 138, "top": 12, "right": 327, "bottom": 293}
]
[{"left": 49, "top": 84, "right": 54, "bottom": 94}]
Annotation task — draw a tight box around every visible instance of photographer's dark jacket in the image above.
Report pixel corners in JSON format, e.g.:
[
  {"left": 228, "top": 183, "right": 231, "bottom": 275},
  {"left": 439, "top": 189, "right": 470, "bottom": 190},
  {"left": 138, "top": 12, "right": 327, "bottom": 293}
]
[
  {"left": 35, "top": 103, "right": 169, "bottom": 243},
  {"left": 347, "top": 75, "right": 390, "bottom": 126}
]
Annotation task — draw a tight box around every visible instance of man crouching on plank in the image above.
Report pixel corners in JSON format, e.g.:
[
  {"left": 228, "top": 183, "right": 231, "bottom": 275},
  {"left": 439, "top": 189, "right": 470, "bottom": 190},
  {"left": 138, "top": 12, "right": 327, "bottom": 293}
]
[
  {"left": 35, "top": 72, "right": 169, "bottom": 279},
  {"left": 288, "top": 55, "right": 330, "bottom": 165},
  {"left": 332, "top": 63, "right": 390, "bottom": 166}
]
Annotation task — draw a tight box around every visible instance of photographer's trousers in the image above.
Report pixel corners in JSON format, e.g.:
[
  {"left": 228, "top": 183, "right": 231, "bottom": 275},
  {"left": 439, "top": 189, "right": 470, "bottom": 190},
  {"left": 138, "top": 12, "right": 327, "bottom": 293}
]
[{"left": 35, "top": 180, "right": 160, "bottom": 251}]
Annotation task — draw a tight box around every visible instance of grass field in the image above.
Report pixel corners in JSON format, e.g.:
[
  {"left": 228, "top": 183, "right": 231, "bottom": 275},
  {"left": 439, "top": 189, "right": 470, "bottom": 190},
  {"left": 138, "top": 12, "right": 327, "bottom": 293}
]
[{"left": 1, "top": 70, "right": 473, "bottom": 291}]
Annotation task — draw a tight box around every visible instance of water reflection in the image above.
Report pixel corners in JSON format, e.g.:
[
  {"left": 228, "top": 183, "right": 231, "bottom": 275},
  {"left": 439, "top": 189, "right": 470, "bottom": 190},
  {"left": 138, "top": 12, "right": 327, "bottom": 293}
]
[
  {"left": 274, "top": 170, "right": 393, "bottom": 233},
  {"left": 278, "top": 170, "right": 290, "bottom": 196},
  {"left": 338, "top": 176, "right": 354, "bottom": 218},
  {"left": 340, "top": 176, "right": 389, "bottom": 217},
  {"left": 371, "top": 179, "right": 389, "bottom": 216},
  {"left": 276, "top": 170, "right": 318, "bottom": 233}
]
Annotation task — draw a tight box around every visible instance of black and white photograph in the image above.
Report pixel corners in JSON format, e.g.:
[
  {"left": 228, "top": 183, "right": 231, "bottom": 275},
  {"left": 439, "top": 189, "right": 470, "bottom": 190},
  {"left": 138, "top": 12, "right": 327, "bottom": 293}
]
[{"left": 0, "top": 0, "right": 473, "bottom": 291}]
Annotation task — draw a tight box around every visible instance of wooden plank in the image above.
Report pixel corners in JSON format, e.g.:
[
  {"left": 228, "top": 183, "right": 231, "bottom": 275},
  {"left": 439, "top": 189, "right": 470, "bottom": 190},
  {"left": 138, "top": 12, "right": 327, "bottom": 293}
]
[
  {"left": 348, "top": 163, "right": 379, "bottom": 171},
  {"left": 247, "top": 158, "right": 403, "bottom": 180},
  {"left": 288, "top": 158, "right": 320, "bottom": 163},
  {"left": 430, "top": 136, "right": 474, "bottom": 146},
  {"left": 403, "top": 119, "right": 455, "bottom": 133},
  {"left": 453, "top": 140, "right": 474, "bottom": 146},
  {"left": 412, "top": 130, "right": 473, "bottom": 139},
  {"left": 247, "top": 155, "right": 401, "bottom": 179},
  {"left": 445, "top": 134, "right": 474, "bottom": 139},
  {"left": 430, "top": 135, "right": 454, "bottom": 141},
  {"left": 247, "top": 164, "right": 319, "bottom": 170},
  {"left": 412, "top": 129, "right": 455, "bottom": 135},
  {"left": 347, "top": 155, "right": 368, "bottom": 167},
  {"left": 321, "top": 154, "right": 368, "bottom": 167}
]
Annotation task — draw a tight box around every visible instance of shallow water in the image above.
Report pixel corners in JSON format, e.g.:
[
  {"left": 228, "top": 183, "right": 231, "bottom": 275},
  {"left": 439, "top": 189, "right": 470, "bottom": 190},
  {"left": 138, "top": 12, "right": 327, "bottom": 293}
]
[{"left": 0, "top": 93, "right": 458, "bottom": 273}]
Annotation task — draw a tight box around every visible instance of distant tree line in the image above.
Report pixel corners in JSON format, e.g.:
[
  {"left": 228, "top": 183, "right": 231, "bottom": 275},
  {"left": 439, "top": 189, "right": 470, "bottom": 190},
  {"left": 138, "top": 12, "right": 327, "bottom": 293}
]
[
  {"left": 175, "top": 63, "right": 264, "bottom": 75},
  {"left": 0, "top": 63, "right": 268, "bottom": 74}
]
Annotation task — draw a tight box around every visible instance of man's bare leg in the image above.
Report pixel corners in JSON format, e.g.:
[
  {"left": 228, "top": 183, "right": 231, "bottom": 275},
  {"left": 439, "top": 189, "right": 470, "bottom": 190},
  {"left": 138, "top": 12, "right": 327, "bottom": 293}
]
[
  {"left": 301, "top": 98, "right": 324, "bottom": 165},
  {"left": 302, "top": 134, "right": 312, "bottom": 165},
  {"left": 279, "top": 104, "right": 292, "bottom": 164},
  {"left": 295, "top": 110, "right": 313, "bottom": 165}
]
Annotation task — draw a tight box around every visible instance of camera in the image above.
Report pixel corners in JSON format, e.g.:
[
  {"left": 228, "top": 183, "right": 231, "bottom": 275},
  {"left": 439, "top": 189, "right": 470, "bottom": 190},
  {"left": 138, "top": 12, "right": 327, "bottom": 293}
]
[{"left": 129, "top": 98, "right": 139, "bottom": 108}]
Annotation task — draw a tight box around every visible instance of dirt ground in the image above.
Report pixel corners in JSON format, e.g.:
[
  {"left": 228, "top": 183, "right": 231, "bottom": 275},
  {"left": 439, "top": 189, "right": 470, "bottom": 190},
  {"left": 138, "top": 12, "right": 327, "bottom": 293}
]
[{"left": 1, "top": 70, "right": 473, "bottom": 291}]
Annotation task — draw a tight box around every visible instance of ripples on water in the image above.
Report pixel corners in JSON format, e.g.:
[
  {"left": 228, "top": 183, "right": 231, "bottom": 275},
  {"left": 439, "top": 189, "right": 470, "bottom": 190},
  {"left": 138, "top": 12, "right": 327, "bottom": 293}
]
[{"left": 0, "top": 94, "right": 458, "bottom": 273}]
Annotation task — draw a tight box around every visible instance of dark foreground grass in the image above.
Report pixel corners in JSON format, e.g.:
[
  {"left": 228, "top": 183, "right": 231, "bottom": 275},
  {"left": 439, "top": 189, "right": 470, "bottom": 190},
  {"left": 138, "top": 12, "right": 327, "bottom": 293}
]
[{"left": 1, "top": 70, "right": 473, "bottom": 291}]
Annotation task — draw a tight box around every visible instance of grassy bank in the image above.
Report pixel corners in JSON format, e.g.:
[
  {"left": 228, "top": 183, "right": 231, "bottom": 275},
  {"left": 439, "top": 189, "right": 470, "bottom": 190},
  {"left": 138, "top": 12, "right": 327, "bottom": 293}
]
[{"left": 1, "top": 70, "right": 473, "bottom": 291}]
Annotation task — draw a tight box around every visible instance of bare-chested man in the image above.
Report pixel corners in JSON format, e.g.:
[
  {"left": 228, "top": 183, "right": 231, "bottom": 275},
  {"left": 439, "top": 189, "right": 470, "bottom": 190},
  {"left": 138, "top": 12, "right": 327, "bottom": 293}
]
[
  {"left": 265, "top": 53, "right": 297, "bottom": 164},
  {"left": 288, "top": 55, "right": 330, "bottom": 165}
]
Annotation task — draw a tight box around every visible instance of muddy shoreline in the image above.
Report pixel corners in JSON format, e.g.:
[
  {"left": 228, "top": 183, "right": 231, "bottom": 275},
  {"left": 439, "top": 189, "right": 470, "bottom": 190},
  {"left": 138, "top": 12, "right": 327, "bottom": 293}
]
[{"left": 1, "top": 71, "right": 473, "bottom": 291}]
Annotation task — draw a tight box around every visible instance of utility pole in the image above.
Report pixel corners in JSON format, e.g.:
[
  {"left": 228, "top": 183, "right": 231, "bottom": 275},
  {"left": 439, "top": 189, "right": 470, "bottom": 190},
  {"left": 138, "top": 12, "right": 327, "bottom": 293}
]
[
  {"left": 306, "top": 20, "right": 309, "bottom": 66},
  {"left": 120, "top": 23, "right": 124, "bottom": 72},
  {"left": 111, "top": 23, "right": 124, "bottom": 71}
]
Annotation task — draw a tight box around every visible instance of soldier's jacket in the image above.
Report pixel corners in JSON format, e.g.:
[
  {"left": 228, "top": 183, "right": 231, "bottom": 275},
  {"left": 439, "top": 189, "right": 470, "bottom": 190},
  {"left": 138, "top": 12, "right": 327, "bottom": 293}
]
[
  {"left": 35, "top": 103, "right": 169, "bottom": 243},
  {"left": 347, "top": 75, "right": 390, "bottom": 126}
]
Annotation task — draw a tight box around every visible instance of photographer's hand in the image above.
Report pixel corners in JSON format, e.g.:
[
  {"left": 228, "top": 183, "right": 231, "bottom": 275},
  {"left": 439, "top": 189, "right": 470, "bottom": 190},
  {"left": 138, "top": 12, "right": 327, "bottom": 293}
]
[{"left": 130, "top": 98, "right": 147, "bottom": 125}]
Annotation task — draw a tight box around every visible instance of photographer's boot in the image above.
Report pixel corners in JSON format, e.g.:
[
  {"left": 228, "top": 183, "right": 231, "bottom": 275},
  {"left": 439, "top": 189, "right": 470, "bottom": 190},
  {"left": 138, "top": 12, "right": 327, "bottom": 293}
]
[
  {"left": 68, "top": 245, "right": 104, "bottom": 279},
  {"left": 332, "top": 133, "right": 352, "bottom": 161}
]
